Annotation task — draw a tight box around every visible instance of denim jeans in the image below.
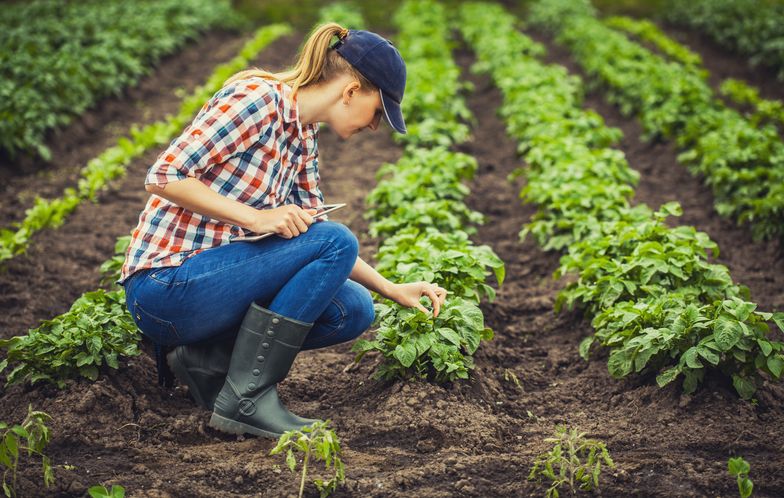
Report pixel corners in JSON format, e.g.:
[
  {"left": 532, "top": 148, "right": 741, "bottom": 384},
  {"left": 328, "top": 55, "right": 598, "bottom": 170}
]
[{"left": 122, "top": 221, "right": 375, "bottom": 351}]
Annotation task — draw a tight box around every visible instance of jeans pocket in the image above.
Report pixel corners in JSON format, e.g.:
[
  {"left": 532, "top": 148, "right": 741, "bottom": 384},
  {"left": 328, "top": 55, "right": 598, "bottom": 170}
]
[
  {"left": 148, "top": 266, "right": 187, "bottom": 286},
  {"left": 132, "top": 300, "right": 180, "bottom": 346}
]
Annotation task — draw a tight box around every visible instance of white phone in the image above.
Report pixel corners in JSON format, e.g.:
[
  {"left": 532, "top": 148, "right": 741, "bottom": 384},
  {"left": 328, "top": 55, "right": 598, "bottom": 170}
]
[{"left": 229, "top": 203, "right": 346, "bottom": 243}]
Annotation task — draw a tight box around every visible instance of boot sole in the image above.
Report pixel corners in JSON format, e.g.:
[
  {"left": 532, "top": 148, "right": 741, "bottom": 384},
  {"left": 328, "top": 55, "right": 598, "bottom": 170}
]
[
  {"left": 208, "top": 412, "right": 282, "bottom": 439},
  {"left": 167, "top": 349, "right": 212, "bottom": 411}
]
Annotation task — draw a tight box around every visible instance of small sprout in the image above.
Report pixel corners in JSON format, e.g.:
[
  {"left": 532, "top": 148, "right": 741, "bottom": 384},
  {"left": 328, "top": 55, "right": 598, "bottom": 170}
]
[
  {"left": 503, "top": 368, "right": 522, "bottom": 389},
  {"left": 0, "top": 405, "right": 54, "bottom": 498},
  {"left": 270, "top": 420, "right": 345, "bottom": 498},
  {"left": 529, "top": 426, "right": 614, "bottom": 498},
  {"left": 88, "top": 484, "right": 125, "bottom": 498},
  {"left": 728, "top": 457, "right": 753, "bottom": 498}
]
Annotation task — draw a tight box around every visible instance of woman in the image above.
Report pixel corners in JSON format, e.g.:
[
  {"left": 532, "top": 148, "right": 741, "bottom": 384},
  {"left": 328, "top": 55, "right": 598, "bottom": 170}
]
[{"left": 118, "top": 24, "right": 447, "bottom": 439}]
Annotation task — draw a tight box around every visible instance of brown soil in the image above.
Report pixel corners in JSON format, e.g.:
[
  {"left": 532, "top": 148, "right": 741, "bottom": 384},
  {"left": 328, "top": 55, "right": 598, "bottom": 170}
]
[{"left": 1, "top": 27, "right": 784, "bottom": 498}]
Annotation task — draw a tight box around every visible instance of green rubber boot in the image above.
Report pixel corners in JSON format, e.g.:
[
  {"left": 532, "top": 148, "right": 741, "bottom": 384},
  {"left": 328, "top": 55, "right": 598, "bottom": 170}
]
[
  {"left": 166, "top": 334, "right": 234, "bottom": 411},
  {"left": 208, "top": 303, "right": 320, "bottom": 438}
]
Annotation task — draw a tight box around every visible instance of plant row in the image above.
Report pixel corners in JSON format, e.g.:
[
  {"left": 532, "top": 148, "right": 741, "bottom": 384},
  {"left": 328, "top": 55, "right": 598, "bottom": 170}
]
[
  {"left": 661, "top": 0, "right": 784, "bottom": 81},
  {"left": 528, "top": 0, "right": 784, "bottom": 242},
  {"left": 460, "top": 1, "right": 784, "bottom": 399},
  {"left": 603, "top": 15, "right": 784, "bottom": 133},
  {"left": 0, "top": 24, "right": 292, "bottom": 265},
  {"left": 0, "top": 0, "right": 242, "bottom": 160},
  {"left": 0, "top": 24, "right": 292, "bottom": 388},
  {"left": 351, "top": 0, "right": 504, "bottom": 383}
]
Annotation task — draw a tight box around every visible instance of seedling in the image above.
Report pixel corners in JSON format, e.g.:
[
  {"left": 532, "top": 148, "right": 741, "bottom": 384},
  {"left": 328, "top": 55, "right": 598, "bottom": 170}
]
[
  {"left": 529, "top": 426, "right": 614, "bottom": 497},
  {"left": 728, "top": 457, "right": 753, "bottom": 498},
  {"left": 0, "top": 405, "right": 54, "bottom": 498},
  {"left": 270, "top": 420, "right": 345, "bottom": 498},
  {"left": 88, "top": 484, "right": 125, "bottom": 498}
]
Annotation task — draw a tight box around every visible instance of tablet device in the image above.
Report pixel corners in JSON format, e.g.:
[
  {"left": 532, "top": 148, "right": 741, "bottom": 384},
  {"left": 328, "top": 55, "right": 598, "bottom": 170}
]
[{"left": 229, "top": 203, "right": 346, "bottom": 243}]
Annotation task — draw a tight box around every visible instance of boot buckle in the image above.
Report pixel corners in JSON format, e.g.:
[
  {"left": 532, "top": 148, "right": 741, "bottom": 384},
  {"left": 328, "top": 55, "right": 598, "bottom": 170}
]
[{"left": 238, "top": 398, "right": 256, "bottom": 416}]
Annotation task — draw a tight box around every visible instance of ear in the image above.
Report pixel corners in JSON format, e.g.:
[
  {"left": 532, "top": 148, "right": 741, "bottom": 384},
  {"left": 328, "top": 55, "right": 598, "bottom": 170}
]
[{"left": 341, "top": 80, "right": 362, "bottom": 105}]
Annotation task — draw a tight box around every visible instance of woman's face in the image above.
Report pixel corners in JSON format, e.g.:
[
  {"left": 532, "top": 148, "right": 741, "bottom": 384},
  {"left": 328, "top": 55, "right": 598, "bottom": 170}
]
[{"left": 331, "top": 80, "right": 384, "bottom": 139}]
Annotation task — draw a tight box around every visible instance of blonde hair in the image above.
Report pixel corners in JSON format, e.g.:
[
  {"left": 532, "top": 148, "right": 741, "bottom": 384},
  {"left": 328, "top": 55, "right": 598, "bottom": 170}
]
[{"left": 224, "top": 23, "right": 377, "bottom": 95}]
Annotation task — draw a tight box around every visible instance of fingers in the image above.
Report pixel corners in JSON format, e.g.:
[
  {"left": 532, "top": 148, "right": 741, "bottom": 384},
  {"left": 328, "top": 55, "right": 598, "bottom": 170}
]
[
  {"left": 277, "top": 205, "right": 314, "bottom": 238},
  {"left": 423, "top": 286, "right": 441, "bottom": 318}
]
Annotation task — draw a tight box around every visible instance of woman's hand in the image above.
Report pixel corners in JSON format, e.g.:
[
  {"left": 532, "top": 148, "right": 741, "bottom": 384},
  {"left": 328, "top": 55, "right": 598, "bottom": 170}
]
[
  {"left": 250, "top": 205, "right": 318, "bottom": 239},
  {"left": 388, "top": 282, "right": 448, "bottom": 318}
]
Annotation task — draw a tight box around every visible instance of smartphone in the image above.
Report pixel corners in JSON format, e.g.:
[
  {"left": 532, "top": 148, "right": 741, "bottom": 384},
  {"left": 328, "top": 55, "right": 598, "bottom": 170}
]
[{"left": 229, "top": 203, "right": 346, "bottom": 243}]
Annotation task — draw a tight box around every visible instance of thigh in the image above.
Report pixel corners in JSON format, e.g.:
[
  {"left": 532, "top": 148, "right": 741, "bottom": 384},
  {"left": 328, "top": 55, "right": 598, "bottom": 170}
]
[
  {"left": 301, "top": 279, "right": 375, "bottom": 350},
  {"left": 126, "top": 222, "right": 350, "bottom": 345}
]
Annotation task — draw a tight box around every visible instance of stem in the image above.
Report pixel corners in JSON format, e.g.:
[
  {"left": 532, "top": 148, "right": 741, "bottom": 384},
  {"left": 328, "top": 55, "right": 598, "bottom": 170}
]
[{"left": 298, "top": 448, "right": 311, "bottom": 498}]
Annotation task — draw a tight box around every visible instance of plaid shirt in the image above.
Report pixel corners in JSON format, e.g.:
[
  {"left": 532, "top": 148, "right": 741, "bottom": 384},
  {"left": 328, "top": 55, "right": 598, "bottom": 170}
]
[{"left": 119, "top": 77, "right": 324, "bottom": 285}]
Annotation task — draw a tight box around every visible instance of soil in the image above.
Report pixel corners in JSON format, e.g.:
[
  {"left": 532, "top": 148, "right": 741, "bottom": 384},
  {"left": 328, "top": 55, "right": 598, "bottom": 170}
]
[{"left": 1, "top": 25, "right": 784, "bottom": 498}]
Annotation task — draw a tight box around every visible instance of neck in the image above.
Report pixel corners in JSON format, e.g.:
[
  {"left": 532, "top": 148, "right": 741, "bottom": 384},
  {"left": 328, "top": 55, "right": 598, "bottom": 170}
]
[{"left": 296, "top": 77, "right": 346, "bottom": 126}]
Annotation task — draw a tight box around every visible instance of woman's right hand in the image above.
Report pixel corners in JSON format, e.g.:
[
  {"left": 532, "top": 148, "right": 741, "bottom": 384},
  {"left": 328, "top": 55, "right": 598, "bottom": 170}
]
[{"left": 250, "top": 205, "right": 318, "bottom": 239}]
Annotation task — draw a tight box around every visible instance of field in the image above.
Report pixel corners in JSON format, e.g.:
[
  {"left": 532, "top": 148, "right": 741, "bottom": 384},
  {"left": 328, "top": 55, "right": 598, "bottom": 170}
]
[{"left": 1, "top": 1, "right": 783, "bottom": 497}]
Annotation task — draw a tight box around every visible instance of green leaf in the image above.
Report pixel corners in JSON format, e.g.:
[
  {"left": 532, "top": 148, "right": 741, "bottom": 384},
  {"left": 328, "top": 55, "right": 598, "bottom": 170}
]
[
  {"left": 656, "top": 367, "right": 680, "bottom": 387},
  {"left": 772, "top": 312, "right": 784, "bottom": 332},
  {"left": 393, "top": 341, "right": 418, "bottom": 368},
  {"left": 714, "top": 315, "right": 743, "bottom": 351},
  {"left": 767, "top": 355, "right": 784, "bottom": 378},
  {"left": 437, "top": 327, "right": 462, "bottom": 347},
  {"left": 732, "top": 374, "right": 757, "bottom": 400}
]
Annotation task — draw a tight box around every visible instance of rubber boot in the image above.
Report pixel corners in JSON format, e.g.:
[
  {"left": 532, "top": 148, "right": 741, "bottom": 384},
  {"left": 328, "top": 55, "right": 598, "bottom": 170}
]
[
  {"left": 208, "top": 303, "right": 320, "bottom": 438},
  {"left": 166, "top": 333, "right": 235, "bottom": 411}
]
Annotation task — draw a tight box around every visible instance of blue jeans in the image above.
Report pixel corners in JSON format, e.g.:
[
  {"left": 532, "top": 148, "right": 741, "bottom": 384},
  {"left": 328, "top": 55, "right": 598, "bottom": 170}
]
[{"left": 122, "top": 221, "right": 375, "bottom": 351}]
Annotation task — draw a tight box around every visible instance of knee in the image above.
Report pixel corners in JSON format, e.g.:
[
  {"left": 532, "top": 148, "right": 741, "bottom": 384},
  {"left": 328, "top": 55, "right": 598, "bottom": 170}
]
[{"left": 314, "top": 221, "right": 359, "bottom": 262}]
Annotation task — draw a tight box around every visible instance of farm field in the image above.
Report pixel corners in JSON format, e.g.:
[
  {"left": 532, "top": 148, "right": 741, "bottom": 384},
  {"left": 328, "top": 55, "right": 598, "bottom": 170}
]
[{"left": 1, "top": 1, "right": 783, "bottom": 497}]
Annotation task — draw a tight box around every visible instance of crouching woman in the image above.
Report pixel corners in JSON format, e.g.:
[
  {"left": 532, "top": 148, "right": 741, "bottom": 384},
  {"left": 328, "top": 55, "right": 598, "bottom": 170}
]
[{"left": 118, "top": 24, "right": 447, "bottom": 439}]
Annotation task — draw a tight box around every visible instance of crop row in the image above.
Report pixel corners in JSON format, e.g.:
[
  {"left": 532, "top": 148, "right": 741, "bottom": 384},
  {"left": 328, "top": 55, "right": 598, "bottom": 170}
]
[
  {"left": 351, "top": 0, "right": 504, "bottom": 382},
  {"left": 604, "top": 15, "right": 784, "bottom": 133},
  {"left": 460, "top": 1, "right": 784, "bottom": 398},
  {"left": 0, "top": 0, "right": 241, "bottom": 160},
  {"left": 662, "top": 0, "right": 784, "bottom": 81},
  {"left": 0, "top": 24, "right": 292, "bottom": 387},
  {"left": 0, "top": 25, "right": 292, "bottom": 266},
  {"left": 528, "top": 0, "right": 784, "bottom": 242}
]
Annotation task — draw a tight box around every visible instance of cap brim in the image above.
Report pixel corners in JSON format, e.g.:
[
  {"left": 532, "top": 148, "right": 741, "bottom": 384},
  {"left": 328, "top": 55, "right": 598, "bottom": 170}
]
[{"left": 380, "top": 89, "right": 407, "bottom": 134}]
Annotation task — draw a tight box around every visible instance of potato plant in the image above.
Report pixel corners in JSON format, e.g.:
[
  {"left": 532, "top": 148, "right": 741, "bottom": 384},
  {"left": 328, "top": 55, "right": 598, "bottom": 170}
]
[
  {"left": 528, "top": 0, "right": 784, "bottom": 242},
  {"left": 0, "top": 406, "right": 54, "bottom": 498},
  {"left": 529, "top": 426, "right": 614, "bottom": 497},
  {"left": 353, "top": 0, "right": 503, "bottom": 383},
  {"left": 728, "top": 457, "right": 754, "bottom": 498},
  {"left": 0, "top": 0, "right": 242, "bottom": 160},
  {"left": 0, "top": 24, "right": 292, "bottom": 265},
  {"left": 270, "top": 421, "right": 345, "bottom": 498},
  {"left": 460, "top": 1, "right": 784, "bottom": 398}
]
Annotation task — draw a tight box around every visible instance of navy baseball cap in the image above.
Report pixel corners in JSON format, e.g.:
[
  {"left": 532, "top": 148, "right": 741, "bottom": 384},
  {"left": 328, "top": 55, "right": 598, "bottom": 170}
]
[{"left": 333, "top": 30, "right": 407, "bottom": 134}]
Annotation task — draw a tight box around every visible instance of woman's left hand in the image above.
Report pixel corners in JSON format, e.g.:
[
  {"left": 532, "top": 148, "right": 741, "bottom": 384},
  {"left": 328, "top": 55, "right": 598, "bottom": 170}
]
[{"left": 388, "top": 282, "right": 448, "bottom": 318}]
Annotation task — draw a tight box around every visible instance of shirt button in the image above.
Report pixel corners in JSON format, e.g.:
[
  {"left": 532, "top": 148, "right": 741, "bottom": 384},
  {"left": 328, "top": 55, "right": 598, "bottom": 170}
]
[
  {"left": 136, "top": 313, "right": 141, "bottom": 320},
  {"left": 262, "top": 343, "right": 270, "bottom": 349},
  {"left": 252, "top": 369, "right": 260, "bottom": 376},
  {"left": 272, "top": 318, "right": 280, "bottom": 324}
]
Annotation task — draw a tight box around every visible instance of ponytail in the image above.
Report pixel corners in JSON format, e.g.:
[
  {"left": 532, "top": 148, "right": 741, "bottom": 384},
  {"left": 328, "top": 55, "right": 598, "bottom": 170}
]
[{"left": 224, "top": 23, "right": 376, "bottom": 94}]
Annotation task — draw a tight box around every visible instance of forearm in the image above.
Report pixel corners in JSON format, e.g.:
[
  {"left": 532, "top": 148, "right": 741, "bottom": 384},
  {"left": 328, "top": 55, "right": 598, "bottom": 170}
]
[
  {"left": 350, "top": 256, "right": 395, "bottom": 298},
  {"left": 146, "top": 178, "right": 258, "bottom": 230}
]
